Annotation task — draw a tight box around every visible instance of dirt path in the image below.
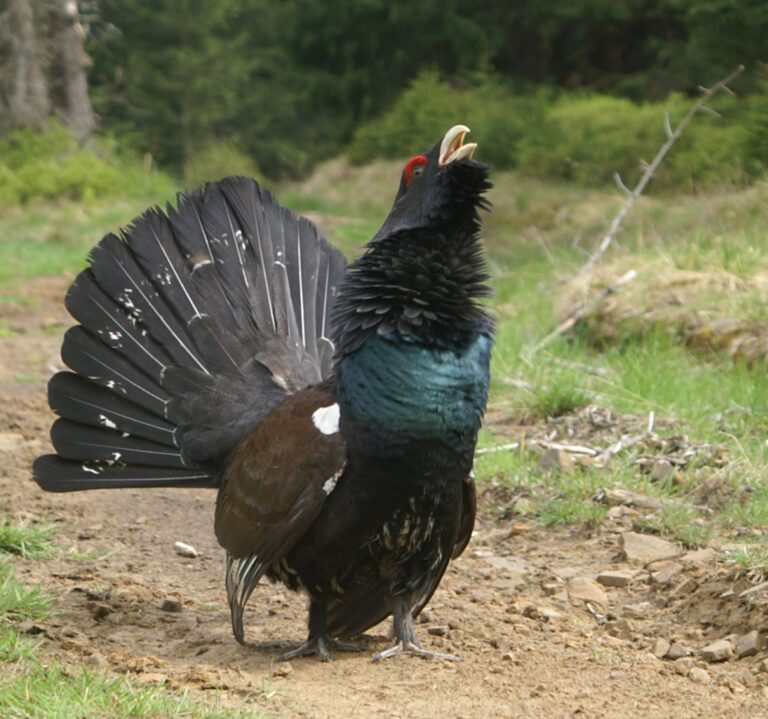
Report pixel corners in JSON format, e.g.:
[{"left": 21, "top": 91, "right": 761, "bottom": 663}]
[{"left": 1, "top": 279, "right": 767, "bottom": 718}]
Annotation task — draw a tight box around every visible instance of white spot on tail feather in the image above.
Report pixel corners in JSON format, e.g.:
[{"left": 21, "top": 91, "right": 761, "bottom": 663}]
[
  {"left": 322, "top": 469, "right": 343, "bottom": 495},
  {"left": 98, "top": 414, "right": 117, "bottom": 430},
  {"left": 312, "top": 403, "right": 339, "bottom": 435}
]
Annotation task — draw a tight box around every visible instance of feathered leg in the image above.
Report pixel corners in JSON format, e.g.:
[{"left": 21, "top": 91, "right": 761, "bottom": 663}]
[
  {"left": 278, "top": 598, "right": 366, "bottom": 662},
  {"left": 372, "top": 594, "right": 460, "bottom": 662}
]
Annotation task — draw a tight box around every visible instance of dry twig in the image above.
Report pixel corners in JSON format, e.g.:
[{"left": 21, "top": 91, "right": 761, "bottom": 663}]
[{"left": 524, "top": 65, "right": 745, "bottom": 359}]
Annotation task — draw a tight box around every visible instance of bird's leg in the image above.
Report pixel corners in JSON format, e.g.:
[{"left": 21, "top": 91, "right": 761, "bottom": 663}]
[
  {"left": 277, "top": 597, "right": 367, "bottom": 662},
  {"left": 372, "top": 595, "right": 460, "bottom": 662}
]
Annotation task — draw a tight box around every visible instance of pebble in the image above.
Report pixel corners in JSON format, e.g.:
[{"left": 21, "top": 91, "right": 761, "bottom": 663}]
[
  {"left": 673, "top": 657, "right": 695, "bottom": 675},
  {"left": 650, "top": 459, "right": 674, "bottom": 483},
  {"left": 174, "top": 541, "right": 199, "bottom": 558},
  {"left": 273, "top": 662, "right": 293, "bottom": 677},
  {"left": 757, "top": 658, "right": 768, "bottom": 674},
  {"left": 161, "top": 598, "right": 183, "bottom": 613},
  {"left": 567, "top": 576, "right": 608, "bottom": 610},
  {"left": 651, "top": 562, "right": 682, "bottom": 585},
  {"left": 88, "top": 603, "right": 111, "bottom": 620},
  {"left": 735, "top": 631, "right": 761, "bottom": 659},
  {"left": 666, "top": 642, "right": 694, "bottom": 660},
  {"left": 689, "top": 667, "right": 711, "bottom": 684},
  {"left": 652, "top": 638, "right": 670, "bottom": 658},
  {"left": 597, "top": 570, "right": 635, "bottom": 588},
  {"left": 428, "top": 625, "right": 449, "bottom": 636},
  {"left": 680, "top": 548, "right": 718, "bottom": 565},
  {"left": 538, "top": 449, "right": 574, "bottom": 474},
  {"left": 620, "top": 532, "right": 681, "bottom": 563},
  {"left": 623, "top": 601, "right": 652, "bottom": 619},
  {"left": 701, "top": 639, "right": 734, "bottom": 663}
]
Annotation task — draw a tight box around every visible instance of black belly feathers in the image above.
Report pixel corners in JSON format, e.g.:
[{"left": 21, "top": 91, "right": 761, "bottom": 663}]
[{"left": 34, "top": 127, "right": 494, "bottom": 661}]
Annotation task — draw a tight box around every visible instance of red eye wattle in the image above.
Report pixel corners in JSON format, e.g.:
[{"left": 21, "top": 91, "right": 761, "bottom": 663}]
[{"left": 404, "top": 155, "right": 428, "bottom": 187}]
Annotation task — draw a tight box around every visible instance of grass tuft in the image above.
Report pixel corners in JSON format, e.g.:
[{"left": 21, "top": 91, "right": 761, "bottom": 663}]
[{"left": 0, "top": 520, "right": 56, "bottom": 560}]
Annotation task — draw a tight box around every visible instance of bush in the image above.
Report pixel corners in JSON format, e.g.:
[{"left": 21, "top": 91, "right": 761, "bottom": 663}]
[
  {"left": 183, "top": 139, "right": 263, "bottom": 188},
  {"left": 0, "top": 122, "right": 176, "bottom": 207},
  {"left": 349, "top": 71, "right": 765, "bottom": 191},
  {"left": 347, "top": 71, "right": 549, "bottom": 170}
]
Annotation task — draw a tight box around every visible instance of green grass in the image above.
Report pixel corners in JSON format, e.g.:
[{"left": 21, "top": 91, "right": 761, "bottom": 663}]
[
  {"left": 0, "top": 517, "right": 264, "bottom": 719},
  {"left": 0, "top": 563, "right": 52, "bottom": 626},
  {"left": 0, "top": 666, "right": 261, "bottom": 719},
  {"left": 0, "top": 520, "right": 56, "bottom": 559}
]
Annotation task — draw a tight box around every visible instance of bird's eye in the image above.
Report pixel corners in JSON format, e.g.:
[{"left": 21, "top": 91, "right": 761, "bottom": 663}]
[{"left": 404, "top": 155, "right": 428, "bottom": 188}]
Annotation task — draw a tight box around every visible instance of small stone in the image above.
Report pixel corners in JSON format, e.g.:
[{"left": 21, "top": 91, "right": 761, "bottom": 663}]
[
  {"left": 88, "top": 603, "right": 111, "bottom": 620},
  {"left": 689, "top": 667, "right": 711, "bottom": 684},
  {"left": 0, "top": 433, "right": 25, "bottom": 451},
  {"left": 700, "top": 639, "right": 734, "bottom": 663},
  {"left": 174, "top": 541, "right": 198, "bottom": 558},
  {"left": 514, "top": 498, "right": 535, "bottom": 515},
  {"left": 597, "top": 570, "right": 635, "bottom": 588},
  {"left": 623, "top": 602, "right": 652, "bottom": 619},
  {"left": 161, "top": 598, "right": 183, "bottom": 613},
  {"left": 651, "top": 562, "right": 682, "bottom": 586},
  {"left": 680, "top": 548, "right": 718, "bottom": 566},
  {"left": 757, "top": 658, "right": 768, "bottom": 673},
  {"left": 84, "top": 653, "right": 108, "bottom": 669},
  {"left": 652, "top": 638, "right": 671, "bottom": 658},
  {"left": 620, "top": 532, "right": 681, "bottom": 564},
  {"left": 735, "top": 631, "right": 761, "bottom": 659},
  {"left": 673, "top": 657, "right": 695, "bottom": 675},
  {"left": 538, "top": 449, "right": 574, "bottom": 474},
  {"left": 427, "top": 625, "right": 449, "bottom": 636},
  {"left": 273, "top": 662, "right": 293, "bottom": 677},
  {"left": 606, "top": 619, "right": 634, "bottom": 640},
  {"left": 567, "top": 577, "right": 608, "bottom": 610},
  {"left": 651, "top": 459, "right": 674, "bottom": 483},
  {"left": 666, "top": 642, "right": 694, "bottom": 660}
]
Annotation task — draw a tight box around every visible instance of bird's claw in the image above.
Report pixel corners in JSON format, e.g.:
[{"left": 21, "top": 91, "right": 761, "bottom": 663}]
[
  {"left": 277, "top": 636, "right": 367, "bottom": 662},
  {"left": 372, "top": 640, "right": 461, "bottom": 663}
]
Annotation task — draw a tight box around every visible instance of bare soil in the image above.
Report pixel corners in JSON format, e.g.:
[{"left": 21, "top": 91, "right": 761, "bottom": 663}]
[{"left": 2, "top": 278, "right": 767, "bottom": 719}]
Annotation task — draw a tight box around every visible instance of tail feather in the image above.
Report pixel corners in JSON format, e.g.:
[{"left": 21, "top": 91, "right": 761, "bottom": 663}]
[
  {"left": 50, "top": 419, "right": 189, "bottom": 468},
  {"left": 35, "top": 176, "right": 347, "bottom": 493},
  {"left": 48, "top": 372, "right": 176, "bottom": 446},
  {"left": 61, "top": 327, "right": 168, "bottom": 416},
  {"left": 34, "top": 455, "right": 217, "bottom": 492}
]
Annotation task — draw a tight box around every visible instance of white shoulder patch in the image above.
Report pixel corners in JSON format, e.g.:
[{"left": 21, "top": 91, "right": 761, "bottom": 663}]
[{"left": 312, "top": 403, "right": 340, "bottom": 435}]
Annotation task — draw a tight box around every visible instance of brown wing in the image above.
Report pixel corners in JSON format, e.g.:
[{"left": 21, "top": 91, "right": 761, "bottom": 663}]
[
  {"left": 215, "top": 385, "right": 346, "bottom": 642},
  {"left": 326, "top": 472, "right": 477, "bottom": 639}
]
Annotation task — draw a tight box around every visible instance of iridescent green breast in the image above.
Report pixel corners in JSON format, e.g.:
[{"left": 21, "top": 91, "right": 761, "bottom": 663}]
[{"left": 337, "top": 333, "right": 492, "bottom": 443}]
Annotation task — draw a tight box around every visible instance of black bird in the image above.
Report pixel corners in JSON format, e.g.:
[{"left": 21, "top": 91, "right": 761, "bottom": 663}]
[{"left": 34, "top": 125, "right": 494, "bottom": 662}]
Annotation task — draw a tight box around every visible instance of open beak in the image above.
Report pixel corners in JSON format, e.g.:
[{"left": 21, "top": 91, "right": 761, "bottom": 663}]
[{"left": 439, "top": 125, "right": 477, "bottom": 167}]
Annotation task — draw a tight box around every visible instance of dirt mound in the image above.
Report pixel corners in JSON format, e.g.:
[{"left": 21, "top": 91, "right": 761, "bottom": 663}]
[{"left": 560, "top": 261, "right": 768, "bottom": 363}]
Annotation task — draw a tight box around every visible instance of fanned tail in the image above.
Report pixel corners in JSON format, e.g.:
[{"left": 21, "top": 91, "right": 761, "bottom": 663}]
[{"left": 34, "top": 177, "right": 347, "bottom": 492}]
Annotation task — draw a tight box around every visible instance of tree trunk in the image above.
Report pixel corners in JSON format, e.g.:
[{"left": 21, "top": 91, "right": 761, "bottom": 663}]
[
  {"left": 1, "top": 0, "right": 50, "bottom": 130},
  {"left": 53, "top": 0, "right": 95, "bottom": 141}
]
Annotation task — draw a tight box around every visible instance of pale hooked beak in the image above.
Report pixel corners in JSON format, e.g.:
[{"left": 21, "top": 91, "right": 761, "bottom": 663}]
[{"left": 439, "top": 125, "right": 477, "bottom": 167}]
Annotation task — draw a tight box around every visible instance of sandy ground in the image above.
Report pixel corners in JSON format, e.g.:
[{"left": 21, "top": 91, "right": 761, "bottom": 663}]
[{"left": 1, "top": 277, "right": 767, "bottom": 719}]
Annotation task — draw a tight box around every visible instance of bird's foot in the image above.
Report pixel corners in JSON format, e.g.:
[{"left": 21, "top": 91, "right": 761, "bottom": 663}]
[
  {"left": 372, "top": 640, "right": 461, "bottom": 663},
  {"left": 277, "top": 636, "right": 367, "bottom": 663}
]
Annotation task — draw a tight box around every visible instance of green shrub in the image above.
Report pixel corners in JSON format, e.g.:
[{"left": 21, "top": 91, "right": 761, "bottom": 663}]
[
  {"left": 349, "top": 71, "right": 763, "bottom": 191},
  {"left": 0, "top": 122, "right": 176, "bottom": 207},
  {"left": 183, "top": 139, "right": 263, "bottom": 188},
  {"left": 347, "top": 71, "right": 550, "bottom": 169}
]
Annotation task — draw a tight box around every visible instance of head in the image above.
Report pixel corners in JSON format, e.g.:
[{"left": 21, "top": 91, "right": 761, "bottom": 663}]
[{"left": 372, "top": 125, "right": 491, "bottom": 242}]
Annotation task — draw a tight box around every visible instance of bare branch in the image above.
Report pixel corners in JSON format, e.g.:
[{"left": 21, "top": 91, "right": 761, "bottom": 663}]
[
  {"left": 525, "top": 269, "right": 637, "bottom": 357},
  {"left": 523, "top": 65, "right": 745, "bottom": 359},
  {"left": 663, "top": 111, "right": 673, "bottom": 140},
  {"left": 579, "top": 65, "right": 744, "bottom": 280},
  {"left": 613, "top": 172, "right": 632, "bottom": 198}
]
